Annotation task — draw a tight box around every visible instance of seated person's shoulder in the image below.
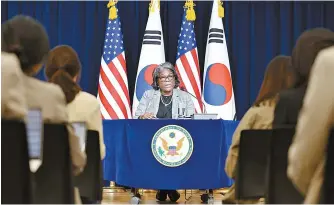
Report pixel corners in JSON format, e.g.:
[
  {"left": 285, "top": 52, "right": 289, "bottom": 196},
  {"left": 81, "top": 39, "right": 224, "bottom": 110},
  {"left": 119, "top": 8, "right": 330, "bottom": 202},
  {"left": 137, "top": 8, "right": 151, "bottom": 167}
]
[
  {"left": 317, "top": 46, "right": 334, "bottom": 61},
  {"left": 1, "top": 52, "right": 20, "bottom": 66},
  {"left": 177, "top": 89, "right": 191, "bottom": 98},
  {"left": 249, "top": 105, "right": 270, "bottom": 112},
  {"left": 29, "top": 78, "right": 66, "bottom": 103},
  {"left": 245, "top": 105, "right": 266, "bottom": 117},
  {"left": 1, "top": 52, "right": 22, "bottom": 74},
  {"left": 143, "top": 89, "right": 155, "bottom": 97},
  {"left": 76, "top": 91, "right": 100, "bottom": 106}
]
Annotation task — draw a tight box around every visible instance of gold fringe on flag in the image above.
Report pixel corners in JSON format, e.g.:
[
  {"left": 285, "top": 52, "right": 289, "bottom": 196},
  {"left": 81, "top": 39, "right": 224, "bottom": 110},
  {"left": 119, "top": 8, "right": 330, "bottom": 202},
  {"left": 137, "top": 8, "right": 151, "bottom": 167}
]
[
  {"left": 149, "top": 0, "right": 160, "bottom": 13},
  {"left": 218, "top": 0, "right": 224, "bottom": 18},
  {"left": 107, "top": 0, "right": 118, "bottom": 20},
  {"left": 184, "top": 0, "right": 196, "bottom": 21}
]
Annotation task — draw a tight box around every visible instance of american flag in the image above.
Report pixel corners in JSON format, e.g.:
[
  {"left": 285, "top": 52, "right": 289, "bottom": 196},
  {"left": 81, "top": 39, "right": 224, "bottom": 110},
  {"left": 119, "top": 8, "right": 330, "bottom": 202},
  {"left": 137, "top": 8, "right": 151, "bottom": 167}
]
[
  {"left": 97, "top": 11, "right": 132, "bottom": 119},
  {"left": 175, "top": 11, "right": 203, "bottom": 113}
]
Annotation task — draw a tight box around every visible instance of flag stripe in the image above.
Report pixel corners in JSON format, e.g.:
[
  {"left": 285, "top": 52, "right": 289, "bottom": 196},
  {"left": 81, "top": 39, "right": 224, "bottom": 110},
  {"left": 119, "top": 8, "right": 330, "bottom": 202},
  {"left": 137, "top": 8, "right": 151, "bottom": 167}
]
[
  {"left": 175, "top": 61, "right": 194, "bottom": 94},
  {"left": 175, "top": 64, "right": 186, "bottom": 89},
  {"left": 108, "top": 57, "right": 131, "bottom": 105},
  {"left": 100, "top": 67, "right": 129, "bottom": 119},
  {"left": 179, "top": 55, "right": 203, "bottom": 111},
  {"left": 97, "top": 94, "right": 111, "bottom": 119},
  {"left": 175, "top": 61, "right": 202, "bottom": 113},
  {"left": 180, "top": 55, "right": 201, "bottom": 98},
  {"left": 118, "top": 53, "right": 127, "bottom": 73},
  {"left": 185, "top": 51, "right": 201, "bottom": 90},
  {"left": 101, "top": 59, "right": 131, "bottom": 117},
  {"left": 98, "top": 85, "right": 118, "bottom": 119},
  {"left": 99, "top": 77, "right": 125, "bottom": 119},
  {"left": 191, "top": 48, "right": 200, "bottom": 76}
]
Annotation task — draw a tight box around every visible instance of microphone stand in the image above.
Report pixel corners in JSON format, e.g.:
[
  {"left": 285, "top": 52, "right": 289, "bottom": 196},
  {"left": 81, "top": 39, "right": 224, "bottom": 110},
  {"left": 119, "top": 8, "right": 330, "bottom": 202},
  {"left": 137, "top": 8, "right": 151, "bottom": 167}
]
[
  {"left": 180, "top": 87, "right": 207, "bottom": 114},
  {"left": 233, "top": 113, "right": 237, "bottom": 121},
  {"left": 181, "top": 87, "right": 238, "bottom": 121}
]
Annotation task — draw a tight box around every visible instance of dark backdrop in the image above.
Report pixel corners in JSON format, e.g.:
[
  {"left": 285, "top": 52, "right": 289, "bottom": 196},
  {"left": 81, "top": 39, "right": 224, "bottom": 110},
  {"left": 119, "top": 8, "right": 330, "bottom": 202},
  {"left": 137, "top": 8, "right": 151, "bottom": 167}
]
[{"left": 2, "top": 1, "right": 334, "bottom": 119}]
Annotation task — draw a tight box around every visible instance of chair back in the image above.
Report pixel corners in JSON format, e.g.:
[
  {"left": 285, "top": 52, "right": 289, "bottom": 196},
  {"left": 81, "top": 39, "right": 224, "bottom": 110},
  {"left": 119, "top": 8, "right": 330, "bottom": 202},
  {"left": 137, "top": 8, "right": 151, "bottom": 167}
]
[
  {"left": 74, "top": 130, "right": 103, "bottom": 202},
  {"left": 33, "top": 123, "right": 74, "bottom": 204},
  {"left": 323, "top": 129, "right": 334, "bottom": 203},
  {"left": 1, "top": 119, "right": 32, "bottom": 203},
  {"left": 266, "top": 127, "right": 304, "bottom": 203},
  {"left": 235, "top": 129, "right": 272, "bottom": 199}
]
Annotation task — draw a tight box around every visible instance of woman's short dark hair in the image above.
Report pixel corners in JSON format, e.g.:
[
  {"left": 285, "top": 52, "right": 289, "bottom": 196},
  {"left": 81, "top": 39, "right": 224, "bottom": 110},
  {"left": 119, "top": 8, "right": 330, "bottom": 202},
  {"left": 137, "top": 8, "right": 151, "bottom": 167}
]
[
  {"left": 151, "top": 62, "right": 180, "bottom": 90},
  {"left": 1, "top": 15, "right": 49, "bottom": 74},
  {"left": 291, "top": 28, "right": 334, "bottom": 87},
  {"left": 45, "top": 45, "right": 81, "bottom": 103},
  {"left": 253, "top": 55, "right": 295, "bottom": 107}
]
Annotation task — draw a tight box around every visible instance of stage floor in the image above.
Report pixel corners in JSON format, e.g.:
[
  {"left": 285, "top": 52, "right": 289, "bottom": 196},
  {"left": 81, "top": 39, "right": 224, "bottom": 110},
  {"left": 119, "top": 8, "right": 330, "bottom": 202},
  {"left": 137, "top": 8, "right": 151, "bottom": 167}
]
[{"left": 102, "top": 189, "right": 225, "bottom": 204}]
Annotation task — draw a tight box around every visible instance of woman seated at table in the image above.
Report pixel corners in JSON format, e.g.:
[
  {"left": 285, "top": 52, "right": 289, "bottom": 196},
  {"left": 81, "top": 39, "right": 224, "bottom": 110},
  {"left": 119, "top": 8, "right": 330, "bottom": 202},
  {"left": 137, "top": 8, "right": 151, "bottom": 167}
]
[
  {"left": 222, "top": 55, "right": 295, "bottom": 203},
  {"left": 134, "top": 62, "right": 195, "bottom": 202},
  {"left": 134, "top": 62, "right": 195, "bottom": 119}
]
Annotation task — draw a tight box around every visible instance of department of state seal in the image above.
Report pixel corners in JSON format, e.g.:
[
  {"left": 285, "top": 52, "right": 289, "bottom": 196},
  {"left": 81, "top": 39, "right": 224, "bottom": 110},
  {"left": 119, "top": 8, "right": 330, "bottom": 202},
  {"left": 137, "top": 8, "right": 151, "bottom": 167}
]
[{"left": 151, "top": 125, "right": 193, "bottom": 167}]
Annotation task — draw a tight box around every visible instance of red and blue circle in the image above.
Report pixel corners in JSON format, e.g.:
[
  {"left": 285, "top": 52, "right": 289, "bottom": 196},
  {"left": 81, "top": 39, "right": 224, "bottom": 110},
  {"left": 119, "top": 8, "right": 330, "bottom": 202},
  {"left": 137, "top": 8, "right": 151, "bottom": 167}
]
[
  {"left": 203, "top": 63, "right": 233, "bottom": 106},
  {"left": 135, "top": 64, "right": 158, "bottom": 100}
]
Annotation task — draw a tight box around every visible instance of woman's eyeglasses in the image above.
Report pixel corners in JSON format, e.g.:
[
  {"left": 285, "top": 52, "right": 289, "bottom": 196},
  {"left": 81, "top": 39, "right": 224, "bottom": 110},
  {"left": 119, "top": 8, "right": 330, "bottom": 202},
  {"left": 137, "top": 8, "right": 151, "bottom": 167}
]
[{"left": 158, "top": 75, "right": 175, "bottom": 82}]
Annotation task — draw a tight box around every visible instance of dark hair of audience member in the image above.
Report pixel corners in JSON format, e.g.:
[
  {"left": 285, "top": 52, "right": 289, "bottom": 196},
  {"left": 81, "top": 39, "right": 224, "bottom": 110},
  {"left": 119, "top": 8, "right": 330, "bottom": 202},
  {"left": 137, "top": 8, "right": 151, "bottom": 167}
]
[
  {"left": 253, "top": 56, "right": 294, "bottom": 107},
  {"left": 291, "top": 28, "right": 334, "bottom": 88},
  {"left": 45, "top": 45, "right": 81, "bottom": 103},
  {"left": 1, "top": 15, "right": 50, "bottom": 75}
]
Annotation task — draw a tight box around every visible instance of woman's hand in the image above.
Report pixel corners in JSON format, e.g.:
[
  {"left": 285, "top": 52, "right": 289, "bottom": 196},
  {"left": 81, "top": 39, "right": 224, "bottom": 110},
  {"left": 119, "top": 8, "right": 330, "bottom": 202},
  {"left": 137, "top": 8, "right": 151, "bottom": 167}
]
[{"left": 140, "top": 113, "right": 156, "bottom": 119}]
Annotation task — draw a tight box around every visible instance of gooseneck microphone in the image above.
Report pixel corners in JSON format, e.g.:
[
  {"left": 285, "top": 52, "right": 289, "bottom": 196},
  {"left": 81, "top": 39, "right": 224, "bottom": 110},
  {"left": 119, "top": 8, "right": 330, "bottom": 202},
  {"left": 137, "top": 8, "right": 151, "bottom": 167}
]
[
  {"left": 179, "top": 87, "right": 207, "bottom": 114},
  {"left": 233, "top": 113, "right": 237, "bottom": 121}
]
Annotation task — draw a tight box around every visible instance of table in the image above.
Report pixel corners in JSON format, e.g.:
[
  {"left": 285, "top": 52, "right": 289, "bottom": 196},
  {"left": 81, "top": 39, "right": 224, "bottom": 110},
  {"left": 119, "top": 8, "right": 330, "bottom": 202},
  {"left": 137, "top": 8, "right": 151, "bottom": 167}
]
[{"left": 102, "top": 119, "right": 239, "bottom": 189}]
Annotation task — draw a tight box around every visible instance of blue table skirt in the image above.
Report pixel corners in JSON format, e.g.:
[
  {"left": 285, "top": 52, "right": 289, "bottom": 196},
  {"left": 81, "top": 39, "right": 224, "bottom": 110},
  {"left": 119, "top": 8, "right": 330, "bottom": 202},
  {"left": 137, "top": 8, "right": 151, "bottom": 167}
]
[{"left": 103, "top": 119, "right": 239, "bottom": 189}]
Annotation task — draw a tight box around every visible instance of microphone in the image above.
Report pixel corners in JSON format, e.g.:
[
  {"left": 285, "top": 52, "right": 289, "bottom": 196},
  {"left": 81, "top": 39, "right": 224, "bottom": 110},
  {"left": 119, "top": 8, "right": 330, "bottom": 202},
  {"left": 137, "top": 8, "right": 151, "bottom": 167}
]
[
  {"left": 179, "top": 86, "right": 207, "bottom": 114},
  {"left": 233, "top": 113, "right": 237, "bottom": 121}
]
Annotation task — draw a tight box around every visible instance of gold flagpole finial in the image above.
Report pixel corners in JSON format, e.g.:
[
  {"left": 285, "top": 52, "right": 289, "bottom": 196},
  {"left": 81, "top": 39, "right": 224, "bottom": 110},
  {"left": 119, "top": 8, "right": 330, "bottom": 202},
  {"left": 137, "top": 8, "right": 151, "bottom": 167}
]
[
  {"left": 107, "top": 0, "right": 118, "bottom": 20},
  {"left": 218, "top": 0, "right": 224, "bottom": 18},
  {"left": 149, "top": 0, "right": 160, "bottom": 13},
  {"left": 184, "top": 0, "right": 196, "bottom": 21}
]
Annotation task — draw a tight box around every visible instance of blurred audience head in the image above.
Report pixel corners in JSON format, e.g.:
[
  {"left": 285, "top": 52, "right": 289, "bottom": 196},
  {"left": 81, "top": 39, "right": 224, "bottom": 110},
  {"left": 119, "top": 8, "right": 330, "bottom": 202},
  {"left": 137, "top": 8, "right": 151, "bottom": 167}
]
[
  {"left": 45, "top": 45, "right": 81, "bottom": 103},
  {"left": 292, "top": 28, "right": 334, "bottom": 87},
  {"left": 254, "top": 55, "right": 294, "bottom": 107},
  {"left": 1, "top": 15, "right": 49, "bottom": 75}
]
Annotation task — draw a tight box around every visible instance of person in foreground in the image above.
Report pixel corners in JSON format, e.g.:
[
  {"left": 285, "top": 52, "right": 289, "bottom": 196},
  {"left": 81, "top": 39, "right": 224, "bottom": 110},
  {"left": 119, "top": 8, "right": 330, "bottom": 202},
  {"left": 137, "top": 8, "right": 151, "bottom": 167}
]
[
  {"left": 1, "top": 15, "right": 86, "bottom": 172},
  {"left": 45, "top": 45, "right": 106, "bottom": 161},
  {"left": 288, "top": 46, "right": 334, "bottom": 204},
  {"left": 134, "top": 62, "right": 195, "bottom": 202},
  {"left": 1, "top": 52, "right": 27, "bottom": 120},
  {"left": 44, "top": 45, "right": 106, "bottom": 204},
  {"left": 2, "top": 15, "right": 86, "bottom": 204},
  {"left": 222, "top": 55, "right": 295, "bottom": 203},
  {"left": 273, "top": 28, "right": 334, "bottom": 128}
]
